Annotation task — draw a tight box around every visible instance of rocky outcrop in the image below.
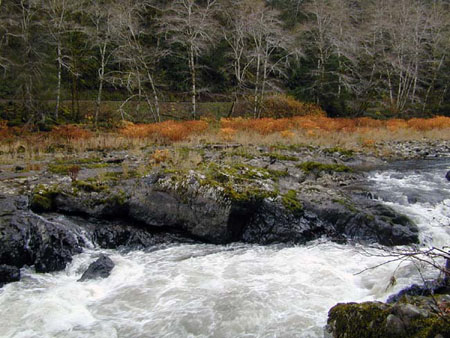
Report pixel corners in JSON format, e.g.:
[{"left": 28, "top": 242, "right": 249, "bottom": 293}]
[
  {"left": 326, "top": 295, "right": 450, "bottom": 338},
  {"left": 30, "top": 163, "right": 419, "bottom": 246},
  {"left": 78, "top": 254, "right": 114, "bottom": 282}
]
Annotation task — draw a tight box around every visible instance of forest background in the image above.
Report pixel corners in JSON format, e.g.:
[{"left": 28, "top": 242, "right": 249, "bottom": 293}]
[{"left": 1, "top": 0, "right": 449, "bottom": 129}]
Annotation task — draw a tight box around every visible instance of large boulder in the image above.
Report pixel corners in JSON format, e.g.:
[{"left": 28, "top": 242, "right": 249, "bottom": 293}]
[
  {"left": 0, "top": 195, "right": 83, "bottom": 285},
  {"left": 78, "top": 254, "right": 114, "bottom": 282}
]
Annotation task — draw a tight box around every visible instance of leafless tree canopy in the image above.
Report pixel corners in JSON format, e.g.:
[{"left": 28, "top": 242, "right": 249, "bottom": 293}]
[{"left": 0, "top": 0, "right": 449, "bottom": 121}]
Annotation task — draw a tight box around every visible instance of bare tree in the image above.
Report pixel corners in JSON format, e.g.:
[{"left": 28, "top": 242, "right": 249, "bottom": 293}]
[
  {"left": 302, "top": 0, "right": 333, "bottom": 105},
  {"left": 110, "top": 0, "right": 163, "bottom": 122},
  {"left": 84, "top": 0, "right": 117, "bottom": 127},
  {"left": 159, "top": 0, "right": 219, "bottom": 119},
  {"left": 359, "top": 0, "right": 450, "bottom": 115},
  {"left": 420, "top": 1, "right": 450, "bottom": 113},
  {"left": 223, "top": 0, "right": 255, "bottom": 116},
  {"left": 244, "top": 0, "right": 300, "bottom": 117},
  {"left": 42, "top": 0, "right": 77, "bottom": 120}
]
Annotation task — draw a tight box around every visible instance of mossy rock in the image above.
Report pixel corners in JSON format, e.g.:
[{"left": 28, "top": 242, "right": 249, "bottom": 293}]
[
  {"left": 30, "top": 185, "right": 61, "bottom": 212},
  {"left": 327, "top": 301, "right": 450, "bottom": 338},
  {"left": 72, "top": 180, "right": 108, "bottom": 193}
]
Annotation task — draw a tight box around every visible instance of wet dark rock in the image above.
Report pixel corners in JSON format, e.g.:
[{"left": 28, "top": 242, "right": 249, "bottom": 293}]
[
  {"left": 78, "top": 254, "right": 114, "bottom": 282},
  {"left": 91, "top": 220, "right": 196, "bottom": 249},
  {"left": 0, "top": 195, "right": 83, "bottom": 280},
  {"left": 446, "top": 170, "right": 450, "bottom": 181},
  {"left": 0, "top": 265, "right": 20, "bottom": 287},
  {"left": 387, "top": 279, "right": 450, "bottom": 303},
  {"left": 106, "top": 157, "right": 125, "bottom": 164}
]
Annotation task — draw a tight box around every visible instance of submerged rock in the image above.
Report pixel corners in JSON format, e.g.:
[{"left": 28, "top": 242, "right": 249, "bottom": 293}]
[
  {"left": 446, "top": 170, "right": 450, "bottom": 181},
  {"left": 78, "top": 254, "right": 114, "bottom": 282}
]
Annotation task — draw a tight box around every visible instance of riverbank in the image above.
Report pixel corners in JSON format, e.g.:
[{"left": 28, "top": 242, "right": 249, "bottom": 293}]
[{"left": 0, "top": 138, "right": 449, "bottom": 337}]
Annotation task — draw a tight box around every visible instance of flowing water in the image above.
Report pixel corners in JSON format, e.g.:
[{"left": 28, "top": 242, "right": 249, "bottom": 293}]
[{"left": 1, "top": 159, "right": 449, "bottom": 338}]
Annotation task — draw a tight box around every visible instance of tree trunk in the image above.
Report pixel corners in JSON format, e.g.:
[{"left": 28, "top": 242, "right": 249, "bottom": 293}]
[
  {"left": 55, "top": 41, "right": 62, "bottom": 121},
  {"left": 95, "top": 75, "right": 103, "bottom": 128},
  {"left": 253, "top": 54, "right": 261, "bottom": 118},
  {"left": 95, "top": 45, "right": 106, "bottom": 129},
  {"left": 189, "top": 45, "right": 197, "bottom": 119},
  {"left": 146, "top": 70, "right": 160, "bottom": 122}
]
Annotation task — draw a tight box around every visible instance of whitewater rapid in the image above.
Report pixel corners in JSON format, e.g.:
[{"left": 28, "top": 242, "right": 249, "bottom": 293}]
[{"left": 0, "top": 159, "right": 449, "bottom": 338}]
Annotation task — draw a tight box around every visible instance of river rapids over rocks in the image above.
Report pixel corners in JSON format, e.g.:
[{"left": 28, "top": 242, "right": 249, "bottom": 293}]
[{"left": 0, "top": 159, "right": 449, "bottom": 338}]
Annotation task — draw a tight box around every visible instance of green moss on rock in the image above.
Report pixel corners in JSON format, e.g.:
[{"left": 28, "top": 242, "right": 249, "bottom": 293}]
[
  {"left": 323, "top": 147, "right": 355, "bottom": 157},
  {"left": 264, "top": 152, "right": 298, "bottom": 161},
  {"left": 328, "top": 302, "right": 389, "bottom": 338},
  {"left": 327, "top": 300, "right": 450, "bottom": 338},
  {"left": 30, "top": 184, "right": 61, "bottom": 212},
  {"left": 282, "top": 190, "right": 303, "bottom": 214},
  {"left": 72, "top": 180, "right": 108, "bottom": 193},
  {"left": 297, "top": 161, "right": 352, "bottom": 174}
]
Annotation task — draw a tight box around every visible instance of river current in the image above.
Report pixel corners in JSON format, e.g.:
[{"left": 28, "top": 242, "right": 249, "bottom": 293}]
[{"left": 1, "top": 159, "right": 449, "bottom": 338}]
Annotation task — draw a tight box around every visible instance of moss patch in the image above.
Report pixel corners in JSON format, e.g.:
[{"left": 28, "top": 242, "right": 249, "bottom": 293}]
[
  {"left": 282, "top": 190, "right": 303, "bottom": 214},
  {"left": 297, "top": 161, "right": 352, "bottom": 174},
  {"left": 72, "top": 180, "right": 109, "bottom": 193},
  {"left": 264, "top": 152, "right": 298, "bottom": 161},
  {"left": 323, "top": 147, "right": 355, "bottom": 157}
]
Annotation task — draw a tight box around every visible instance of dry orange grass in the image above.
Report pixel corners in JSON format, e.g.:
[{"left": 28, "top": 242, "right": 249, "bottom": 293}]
[
  {"left": 407, "top": 116, "right": 450, "bottom": 130},
  {"left": 0, "top": 116, "right": 449, "bottom": 159},
  {"left": 220, "top": 116, "right": 450, "bottom": 135},
  {"left": 151, "top": 149, "right": 171, "bottom": 164},
  {"left": 49, "top": 125, "right": 93, "bottom": 141},
  {"left": 119, "top": 120, "right": 209, "bottom": 142},
  {"left": 219, "top": 128, "right": 237, "bottom": 141}
]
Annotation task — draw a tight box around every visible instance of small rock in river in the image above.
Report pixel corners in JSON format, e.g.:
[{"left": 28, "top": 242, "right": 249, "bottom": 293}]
[
  {"left": 446, "top": 170, "right": 450, "bottom": 181},
  {"left": 78, "top": 255, "right": 114, "bottom": 282}
]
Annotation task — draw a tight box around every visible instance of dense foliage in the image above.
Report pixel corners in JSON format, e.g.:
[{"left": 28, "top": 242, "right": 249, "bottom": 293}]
[{"left": 1, "top": 0, "right": 449, "bottom": 126}]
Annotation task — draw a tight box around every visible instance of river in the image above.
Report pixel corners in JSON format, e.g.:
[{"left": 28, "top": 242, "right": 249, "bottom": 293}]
[{"left": 1, "top": 159, "right": 449, "bottom": 338}]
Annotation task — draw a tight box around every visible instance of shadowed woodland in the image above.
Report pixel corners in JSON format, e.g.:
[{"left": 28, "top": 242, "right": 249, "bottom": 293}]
[{"left": 0, "top": 0, "right": 449, "bottom": 128}]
